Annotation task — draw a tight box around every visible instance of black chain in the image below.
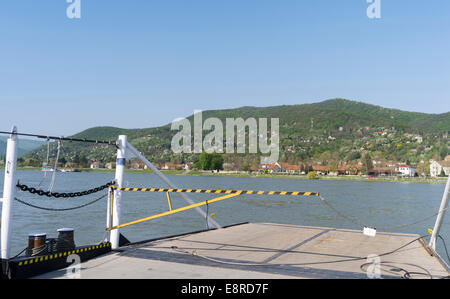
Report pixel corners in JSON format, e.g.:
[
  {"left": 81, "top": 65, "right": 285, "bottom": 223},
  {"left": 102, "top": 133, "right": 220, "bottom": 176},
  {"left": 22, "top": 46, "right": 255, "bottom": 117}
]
[
  {"left": 14, "top": 193, "right": 108, "bottom": 211},
  {"left": 16, "top": 181, "right": 115, "bottom": 198}
]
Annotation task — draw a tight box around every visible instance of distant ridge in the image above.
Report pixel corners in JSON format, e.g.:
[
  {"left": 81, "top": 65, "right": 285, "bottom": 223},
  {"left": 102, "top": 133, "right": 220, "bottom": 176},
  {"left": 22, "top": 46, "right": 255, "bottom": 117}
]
[
  {"left": 0, "top": 136, "right": 46, "bottom": 158},
  {"left": 25, "top": 98, "right": 450, "bottom": 165}
]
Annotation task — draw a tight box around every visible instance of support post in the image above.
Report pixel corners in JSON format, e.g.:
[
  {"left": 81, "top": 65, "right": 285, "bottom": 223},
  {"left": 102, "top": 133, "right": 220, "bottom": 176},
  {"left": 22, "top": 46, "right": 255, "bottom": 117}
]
[
  {"left": 1, "top": 126, "right": 18, "bottom": 259},
  {"left": 110, "top": 135, "right": 127, "bottom": 249},
  {"left": 125, "top": 141, "right": 221, "bottom": 229},
  {"left": 429, "top": 175, "right": 450, "bottom": 250},
  {"left": 105, "top": 187, "right": 112, "bottom": 240}
]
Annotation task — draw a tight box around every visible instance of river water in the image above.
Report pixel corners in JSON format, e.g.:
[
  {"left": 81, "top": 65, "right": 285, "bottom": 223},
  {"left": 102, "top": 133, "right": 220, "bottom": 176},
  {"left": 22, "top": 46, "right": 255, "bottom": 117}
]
[{"left": 0, "top": 170, "right": 448, "bottom": 262}]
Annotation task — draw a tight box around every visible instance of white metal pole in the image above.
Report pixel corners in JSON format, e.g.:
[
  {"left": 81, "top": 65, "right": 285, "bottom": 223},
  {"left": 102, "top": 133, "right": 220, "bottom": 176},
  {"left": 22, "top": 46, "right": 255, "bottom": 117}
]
[
  {"left": 1, "top": 126, "right": 18, "bottom": 259},
  {"left": 105, "top": 187, "right": 111, "bottom": 241},
  {"left": 429, "top": 175, "right": 450, "bottom": 250},
  {"left": 110, "top": 135, "right": 127, "bottom": 249},
  {"left": 126, "top": 142, "right": 221, "bottom": 229}
]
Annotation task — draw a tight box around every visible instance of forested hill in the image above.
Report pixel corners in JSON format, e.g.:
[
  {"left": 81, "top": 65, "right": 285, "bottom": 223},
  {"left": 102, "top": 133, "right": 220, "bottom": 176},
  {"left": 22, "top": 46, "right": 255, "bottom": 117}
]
[{"left": 25, "top": 98, "right": 450, "bottom": 167}]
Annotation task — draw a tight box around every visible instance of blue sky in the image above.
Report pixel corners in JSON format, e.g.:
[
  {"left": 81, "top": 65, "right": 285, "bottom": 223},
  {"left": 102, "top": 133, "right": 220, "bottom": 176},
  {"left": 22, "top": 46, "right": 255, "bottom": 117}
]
[{"left": 0, "top": 1, "right": 449, "bottom": 136}]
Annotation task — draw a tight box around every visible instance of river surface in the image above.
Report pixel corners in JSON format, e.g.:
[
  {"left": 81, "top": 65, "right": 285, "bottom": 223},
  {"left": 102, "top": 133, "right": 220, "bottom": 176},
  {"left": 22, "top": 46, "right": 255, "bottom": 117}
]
[{"left": 0, "top": 170, "right": 448, "bottom": 262}]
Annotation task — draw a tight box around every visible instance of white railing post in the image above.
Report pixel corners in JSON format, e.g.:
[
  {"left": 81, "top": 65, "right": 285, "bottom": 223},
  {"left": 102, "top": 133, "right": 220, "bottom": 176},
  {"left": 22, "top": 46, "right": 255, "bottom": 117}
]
[
  {"left": 429, "top": 175, "right": 450, "bottom": 250},
  {"left": 110, "top": 135, "right": 127, "bottom": 249},
  {"left": 105, "top": 186, "right": 112, "bottom": 241},
  {"left": 1, "top": 126, "right": 18, "bottom": 259}
]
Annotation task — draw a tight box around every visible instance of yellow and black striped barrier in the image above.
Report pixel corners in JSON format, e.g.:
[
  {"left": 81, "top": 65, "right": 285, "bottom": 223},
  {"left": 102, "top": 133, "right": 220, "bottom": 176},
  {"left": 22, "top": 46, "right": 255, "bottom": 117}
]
[
  {"left": 16, "top": 243, "right": 110, "bottom": 267},
  {"left": 5, "top": 242, "right": 111, "bottom": 279},
  {"left": 111, "top": 186, "right": 320, "bottom": 197},
  {"left": 106, "top": 186, "right": 320, "bottom": 231}
]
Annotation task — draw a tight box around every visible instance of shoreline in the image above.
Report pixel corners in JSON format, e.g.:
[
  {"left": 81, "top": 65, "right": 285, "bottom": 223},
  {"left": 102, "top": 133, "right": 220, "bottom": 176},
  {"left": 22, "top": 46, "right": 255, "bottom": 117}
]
[{"left": 6, "top": 167, "right": 448, "bottom": 184}]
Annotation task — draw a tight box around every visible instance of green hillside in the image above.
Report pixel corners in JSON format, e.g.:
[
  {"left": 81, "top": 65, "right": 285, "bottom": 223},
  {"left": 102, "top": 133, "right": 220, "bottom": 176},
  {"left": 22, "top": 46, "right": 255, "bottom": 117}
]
[
  {"left": 0, "top": 136, "right": 46, "bottom": 158},
  {"left": 25, "top": 99, "right": 450, "bottom": 169}
]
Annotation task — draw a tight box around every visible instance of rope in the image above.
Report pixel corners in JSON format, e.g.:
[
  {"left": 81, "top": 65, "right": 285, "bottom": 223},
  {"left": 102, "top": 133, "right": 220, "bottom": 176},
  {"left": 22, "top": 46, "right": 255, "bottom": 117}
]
[
  {"left": 438, "top": 235, "right": 450, "bottom": 264},
  {"left": 13, "top": 237, "right": 76, "bottom": 259},
  {"left": 26, "top": 243, "right": 49, "bottom": 257},
  {"left": 0, "top": 130, "right": 117, "bottom": 146},
  {"left": 56, "top": 235, "right": 76, "bottom": 252},
  {"left": 171, "top": 234, "right": 429, "bottom": 267},
  {"left": 319, "top": 195, "right": 450, "bottom": 231},
  {"left": 48, "top": 140, "right": 61, "bottom": 193},
  {"left": 170, "top": 234, "right": 449, "bottom": 279},
  {"left": 14, "top": 193, "right": 108, "bottom": 211},
  {"left": 359, "top": 261, "right": 433, "bottom": 279},
  {"left": 377, "top": 206, "right": 450, "bottom": 231},
  {"left": 37, "top": 141, "right": 51, "bottom": 189},
  {"left": 319, "top": 196, "right": 366, "bottom": 228}
]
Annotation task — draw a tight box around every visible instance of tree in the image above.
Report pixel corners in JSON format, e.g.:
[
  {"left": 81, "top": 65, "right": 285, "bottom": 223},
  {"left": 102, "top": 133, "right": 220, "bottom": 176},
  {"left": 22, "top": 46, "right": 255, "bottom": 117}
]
[
  {"left": 361, "top": 153, "right": 373, "bottom": 175},
  {"left": 416, "top": 160, "right": 430, "bottom": 177},
  {"left": 242, "top": 164, "right": 250, "bottom": 172},
  {"left": 329, "top": 161, "right": 338, "bottom": 173},
  {"left": 198, "top": 152, "right": 223, "bottom": 171},
  {"left": 24, "top": 158, "right": 40, "bottom": 167},
  {"left": 79, "top": 155, "right": 89, "bottom": 168},
  {"left": 210, "top": 153, "right": 224, "bottom": 171},
  {"left": 440, "top": 145, "right": 448, "bottom": 160},
  {"left": 307, "top": 171, "right": 318, "bottom": 180},
  {"left": 199, "top": 152, "right": 212, "bottom": 170}
]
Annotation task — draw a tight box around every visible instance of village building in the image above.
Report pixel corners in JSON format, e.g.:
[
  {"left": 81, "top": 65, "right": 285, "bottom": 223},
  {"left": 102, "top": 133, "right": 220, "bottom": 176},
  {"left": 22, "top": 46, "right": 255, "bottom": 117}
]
[
  {"left": 130, "top": 161, "right": 147, "bottom": 170},
  {"left": 368, "top": 167, "right": 400, "bottom": 177},
  {"left": 430, "top": 160, "right": 450, "bottom": 177},
  {"left": 90, "top": 161, "right": 103, "bottom": 169},
  {"left": 161, "top": 162, "right": 184, "bottom": 170},
  {"left": 396, "top": 164, "right": 416, "bottom": 177},
  {"left": 105, "top": 162, "right": 116, "bottom": 169},
  {"left": 312, "top": 165, "right": 329, "bottom": 175},
  {"left": 64, "top": 162, "right": 78, "bottom": 169},
  {"left": 260, "top": 163, "right": 282, "bottom": 174}
]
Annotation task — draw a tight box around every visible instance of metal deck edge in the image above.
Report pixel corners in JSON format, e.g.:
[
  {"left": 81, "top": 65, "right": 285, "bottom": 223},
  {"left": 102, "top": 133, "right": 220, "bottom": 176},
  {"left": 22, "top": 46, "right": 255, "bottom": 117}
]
[{"left": 418, "top": 238, "right": 450, "bottom": 273}]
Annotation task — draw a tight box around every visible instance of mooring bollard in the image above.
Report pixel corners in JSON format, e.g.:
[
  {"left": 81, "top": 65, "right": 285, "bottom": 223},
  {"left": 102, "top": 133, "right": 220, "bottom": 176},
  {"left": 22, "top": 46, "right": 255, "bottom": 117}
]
[
  {"left": 56, "top": 228, "right": 76, "bottom": 251},
  {"left": 27, "top": 233, "right": 47, "bottom": 256}
]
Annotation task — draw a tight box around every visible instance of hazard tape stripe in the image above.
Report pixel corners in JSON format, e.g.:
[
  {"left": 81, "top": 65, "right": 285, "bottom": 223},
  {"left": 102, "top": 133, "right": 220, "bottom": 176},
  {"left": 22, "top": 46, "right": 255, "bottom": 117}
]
[
  {"left": 112, "top": 187, "right": 319, "bottom": 196},
  {"left": 17, "top": 243, "right": 111, "bottom": 266}
]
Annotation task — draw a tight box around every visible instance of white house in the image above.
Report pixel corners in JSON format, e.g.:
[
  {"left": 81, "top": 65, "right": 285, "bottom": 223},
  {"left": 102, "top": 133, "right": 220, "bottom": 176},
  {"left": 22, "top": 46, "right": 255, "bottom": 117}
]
[
  {"left": 396, "top": 164, "right": 416, "bottom": 177},
  {"left": 430, "top": 160, "right": 450, "bottom": 177},
  {"left": 90, "top": 162, "right": 103, "bottom": 169}
]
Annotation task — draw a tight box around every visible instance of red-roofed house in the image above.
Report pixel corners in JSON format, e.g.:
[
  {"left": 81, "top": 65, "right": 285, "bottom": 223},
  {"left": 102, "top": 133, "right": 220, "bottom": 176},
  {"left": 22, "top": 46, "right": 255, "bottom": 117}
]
[
  {"left": 312, "top": 165, "right": 329, "bottom": 175},
  {"left": 260, "top": 163, "right": 281, "bottom": 173}
]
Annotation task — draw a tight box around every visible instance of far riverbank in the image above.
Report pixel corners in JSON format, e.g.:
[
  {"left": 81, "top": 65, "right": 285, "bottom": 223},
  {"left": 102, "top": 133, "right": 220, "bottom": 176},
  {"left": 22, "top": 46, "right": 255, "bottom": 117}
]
[{"left": 5, "top": 167, "right": 448, "bottom": 184}]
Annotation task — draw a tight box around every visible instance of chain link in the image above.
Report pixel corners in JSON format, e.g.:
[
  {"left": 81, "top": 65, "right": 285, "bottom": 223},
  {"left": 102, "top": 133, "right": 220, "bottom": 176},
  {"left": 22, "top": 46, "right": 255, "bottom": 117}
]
[{"left": 16, "top": 181, "right": 115, "bottom": 198}]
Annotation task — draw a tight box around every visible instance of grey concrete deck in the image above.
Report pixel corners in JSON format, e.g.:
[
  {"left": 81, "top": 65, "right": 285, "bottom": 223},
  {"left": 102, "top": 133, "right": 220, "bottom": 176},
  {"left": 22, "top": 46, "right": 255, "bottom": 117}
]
[{"left": 35, "top": 223, "right": 449, "bottom": 279}]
